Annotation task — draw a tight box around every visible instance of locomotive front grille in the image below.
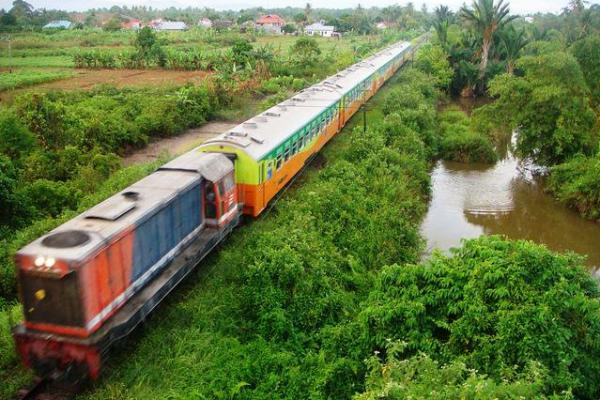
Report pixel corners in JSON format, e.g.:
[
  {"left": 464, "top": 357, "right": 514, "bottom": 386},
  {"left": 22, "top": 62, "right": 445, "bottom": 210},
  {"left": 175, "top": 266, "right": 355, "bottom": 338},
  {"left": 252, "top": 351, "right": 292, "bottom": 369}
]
[{"left": 20, "top": 270, "right": 84, "bottom": 328}]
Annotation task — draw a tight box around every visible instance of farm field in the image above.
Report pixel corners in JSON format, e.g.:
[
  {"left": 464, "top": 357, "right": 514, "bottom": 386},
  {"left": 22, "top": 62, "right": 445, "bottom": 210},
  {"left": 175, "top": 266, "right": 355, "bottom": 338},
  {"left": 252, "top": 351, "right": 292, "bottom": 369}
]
[{"left": 0, "top": 30, "right": 384, "bottom": 95}]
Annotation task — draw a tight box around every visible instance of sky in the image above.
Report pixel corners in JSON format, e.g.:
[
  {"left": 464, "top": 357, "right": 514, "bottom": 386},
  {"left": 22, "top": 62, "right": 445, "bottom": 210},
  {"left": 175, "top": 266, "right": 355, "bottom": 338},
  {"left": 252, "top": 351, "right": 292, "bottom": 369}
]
[{"left": 1, "top": 0, "right": 599, "bottom": 15}]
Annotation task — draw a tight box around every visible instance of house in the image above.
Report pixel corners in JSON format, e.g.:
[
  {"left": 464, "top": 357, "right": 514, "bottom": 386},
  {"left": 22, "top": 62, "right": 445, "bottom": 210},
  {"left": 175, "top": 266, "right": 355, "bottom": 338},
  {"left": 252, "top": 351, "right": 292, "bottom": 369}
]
[
  {"left": 304, "top": 22, "right": 335, "bottom": 37},
  {"left": 152, "top": 20, "right": 188, "bottom": 31},
  {"left": 256, "top": 14, "right": 285, "bottom": 34},
  {"left": 122, "top": 18, "right": 141, "bottom": 30},
  {"left": 198, "top": 17, "right": 212, "bottom": 28},
  {"left": 376, "top": 21, "right": 389, "bottom": 30},
  {"left": 43, "top": 20, "right": 72, "bottom": 29},
  {"left": 524, "top": 16, "right": 534, "bottom": 23}
]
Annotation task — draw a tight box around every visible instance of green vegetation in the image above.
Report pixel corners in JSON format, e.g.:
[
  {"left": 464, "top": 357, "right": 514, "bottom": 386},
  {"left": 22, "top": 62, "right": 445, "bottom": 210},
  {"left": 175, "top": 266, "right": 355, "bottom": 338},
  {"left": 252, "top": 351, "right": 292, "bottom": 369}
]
[
  {"left": 0, "top": 30, "right": 417, "bottom": 305},
  {"left": 428, "top": 0, "right": 600, "bottom": 218},
  {"left": 0, "top": 69, "right": 72, "bottom": 90},
  {"left": 548, "top": 155, "right": 600, "bottom": 221},
  {"left": 79, "top": 65, "right": 438, "bottom": 400},
  {"left": 71, "top": 71, "right": 599, "bottom": 399},
  {"left": 358, "top": 350, "right": 552, "bottom": 399},
  {"left": 438, "top": 107, "right": 497, "bottom": 163},
  {"left": 485, "top": 51, "right": 597, "bottom": 166}
]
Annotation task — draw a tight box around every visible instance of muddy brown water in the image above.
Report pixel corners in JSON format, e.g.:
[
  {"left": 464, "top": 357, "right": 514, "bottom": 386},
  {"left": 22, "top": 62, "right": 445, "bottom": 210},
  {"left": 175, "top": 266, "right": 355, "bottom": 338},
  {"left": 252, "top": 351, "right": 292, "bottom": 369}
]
[{"left": 420, "top": 151, "right": 600, "bottom": 279}]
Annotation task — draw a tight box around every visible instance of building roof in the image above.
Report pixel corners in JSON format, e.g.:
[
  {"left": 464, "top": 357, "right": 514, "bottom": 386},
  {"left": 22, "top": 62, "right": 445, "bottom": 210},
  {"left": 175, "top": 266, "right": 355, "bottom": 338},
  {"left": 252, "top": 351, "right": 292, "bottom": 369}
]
[
  {"left": 155, "top": 21, "right": 188, "bottom": 30},
  {"left": 43, "top": 20, "right": 72, "bottom": 29},
  {"left": 199, "top": 41, "right": 412, "bottom": 161},
  {"left": 305, "top": 22, "right": 335, "bottom": 31},
  {"left": 256, "top": 14, "right": 285, "bottom": 26}
]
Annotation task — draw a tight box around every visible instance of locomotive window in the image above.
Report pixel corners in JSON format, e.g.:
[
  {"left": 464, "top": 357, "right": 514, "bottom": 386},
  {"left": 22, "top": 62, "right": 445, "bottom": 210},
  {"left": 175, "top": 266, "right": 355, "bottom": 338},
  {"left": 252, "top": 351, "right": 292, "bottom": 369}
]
[{"left": 218, "top": 173, "right": 235, "bottom": 195}]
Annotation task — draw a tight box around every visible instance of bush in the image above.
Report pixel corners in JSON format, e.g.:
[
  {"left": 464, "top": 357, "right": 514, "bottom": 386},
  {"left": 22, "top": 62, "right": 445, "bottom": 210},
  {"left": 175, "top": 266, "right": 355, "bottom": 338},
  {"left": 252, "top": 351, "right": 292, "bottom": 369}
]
[
  {"left": 414, "top": 43, "right": 454, "bottom": 90},
  {"left": 356, "top": 343, "right": 557, "bottom": 399},
  {"left": 354, "top": 236, "right": 600, "bottom": 399},
  {"left": 548, "top": 154, "right": 600, "bottom": 220},
  {"left": 438, "top": 107, "right": 497, "bottom": 163}
]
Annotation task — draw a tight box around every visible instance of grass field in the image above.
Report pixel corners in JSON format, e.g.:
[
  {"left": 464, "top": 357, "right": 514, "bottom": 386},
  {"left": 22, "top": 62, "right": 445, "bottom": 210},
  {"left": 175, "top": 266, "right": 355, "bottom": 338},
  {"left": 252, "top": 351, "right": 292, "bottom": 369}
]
[
  {"left": 0, "top": 69, "right": 74, "bottom": 91},
  {"left": 0, "top": 29, "right": 380, "bottom": 93}
]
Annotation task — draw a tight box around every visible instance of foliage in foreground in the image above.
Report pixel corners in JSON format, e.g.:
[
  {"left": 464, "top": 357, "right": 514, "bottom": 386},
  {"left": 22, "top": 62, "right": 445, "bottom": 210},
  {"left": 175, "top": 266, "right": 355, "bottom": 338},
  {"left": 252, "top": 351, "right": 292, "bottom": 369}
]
[
  {"left": 353, "top": 236, "right": 599, "bottom": 399},
  {"left": 356, "top": 344, "right": 562, "bottom": 400}
]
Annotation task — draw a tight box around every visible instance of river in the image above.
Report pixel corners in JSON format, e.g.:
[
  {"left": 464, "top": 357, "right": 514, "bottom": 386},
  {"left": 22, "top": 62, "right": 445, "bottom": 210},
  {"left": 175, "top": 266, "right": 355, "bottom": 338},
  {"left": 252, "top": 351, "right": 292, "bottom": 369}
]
[{"left": 420, "top": 141, "right": 600, "bottom": 279}]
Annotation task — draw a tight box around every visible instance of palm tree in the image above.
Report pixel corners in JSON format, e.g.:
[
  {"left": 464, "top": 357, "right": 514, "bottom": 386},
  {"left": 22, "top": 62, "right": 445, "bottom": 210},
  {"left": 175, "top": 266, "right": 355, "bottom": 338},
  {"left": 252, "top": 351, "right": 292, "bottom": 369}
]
[
  {"left": 461, "top": 0, "right": 516, "bottom": 80},
  {"left": 433, "top": 6, "right": 453, "bottom": 48},
  {"left": 499, "top": 25, "right": 528, "bottom": 74}
]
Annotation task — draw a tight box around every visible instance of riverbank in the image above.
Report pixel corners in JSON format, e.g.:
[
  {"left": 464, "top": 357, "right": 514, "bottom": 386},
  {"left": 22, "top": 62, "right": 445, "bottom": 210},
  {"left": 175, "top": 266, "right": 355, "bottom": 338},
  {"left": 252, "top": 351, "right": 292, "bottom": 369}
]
[{"left": 422, "top": 103, "right": 600, "bottom": 277}]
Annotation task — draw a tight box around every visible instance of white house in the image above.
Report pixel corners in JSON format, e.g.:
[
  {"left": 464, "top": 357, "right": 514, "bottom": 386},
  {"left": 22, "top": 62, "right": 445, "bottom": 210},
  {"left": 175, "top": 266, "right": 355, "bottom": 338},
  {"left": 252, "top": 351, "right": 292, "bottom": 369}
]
[
  {"left": 198, "top": 18, "right": 212, "bottom": 28},
  {"left": 304, "top": 22, "right": 335, "bottom": 37},
  {"left": 43, "top": 20, "right": 72, "bottom": 29},
  {"left": 154, "top": 21, "right": 188, "bottom": 31}
]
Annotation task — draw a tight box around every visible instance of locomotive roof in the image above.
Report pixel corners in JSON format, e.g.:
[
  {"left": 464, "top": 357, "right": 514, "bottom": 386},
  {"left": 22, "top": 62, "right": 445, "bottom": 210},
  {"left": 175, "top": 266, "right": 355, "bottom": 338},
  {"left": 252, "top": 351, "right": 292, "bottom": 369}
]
[
  {"left": 199, "top": 41, "right": 412, "bottom": 161},
  {"left": 18, "top": 153, "right": 233, "bottom": 263}
]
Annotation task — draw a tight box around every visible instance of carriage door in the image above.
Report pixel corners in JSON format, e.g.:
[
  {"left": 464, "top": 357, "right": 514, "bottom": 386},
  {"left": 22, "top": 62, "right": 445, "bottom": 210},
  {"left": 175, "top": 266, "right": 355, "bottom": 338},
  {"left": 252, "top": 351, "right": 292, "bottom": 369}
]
[{"left": 204, "top": 181, "right": 218, "bottom": 224}]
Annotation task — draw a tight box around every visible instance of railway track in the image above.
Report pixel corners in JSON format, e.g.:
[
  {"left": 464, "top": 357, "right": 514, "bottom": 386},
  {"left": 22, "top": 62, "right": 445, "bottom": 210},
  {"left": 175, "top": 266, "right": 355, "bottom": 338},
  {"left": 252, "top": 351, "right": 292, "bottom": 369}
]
[{"left": 17, "top": 378, "right": 81, "bottom": 400}]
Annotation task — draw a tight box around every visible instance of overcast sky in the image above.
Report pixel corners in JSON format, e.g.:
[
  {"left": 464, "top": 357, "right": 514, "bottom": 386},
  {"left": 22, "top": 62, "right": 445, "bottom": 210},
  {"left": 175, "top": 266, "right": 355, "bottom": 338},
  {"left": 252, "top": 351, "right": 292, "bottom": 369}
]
[{"left": 1, "top": 0, "right": 599, "bottom": 15}]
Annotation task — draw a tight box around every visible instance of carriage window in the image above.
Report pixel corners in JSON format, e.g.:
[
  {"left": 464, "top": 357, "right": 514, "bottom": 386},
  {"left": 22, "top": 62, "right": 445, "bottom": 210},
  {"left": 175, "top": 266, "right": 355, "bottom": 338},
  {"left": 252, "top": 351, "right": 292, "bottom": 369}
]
[
  {"left": 284, "top": 146, "right": 290, "bottom": 162},
  {"left": 276, "top": 155, "right": 283, "bottom": 170}
]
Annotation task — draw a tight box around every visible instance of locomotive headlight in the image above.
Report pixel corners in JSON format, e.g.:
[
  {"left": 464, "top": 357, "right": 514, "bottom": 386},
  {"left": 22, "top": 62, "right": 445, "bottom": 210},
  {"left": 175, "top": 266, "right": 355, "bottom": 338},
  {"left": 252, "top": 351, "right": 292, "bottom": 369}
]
[
  {"left": 34, "top": 256, "right": 45, "bottom": 267},
  {"left": 44, "top": 257, "right": 55, "bottom": 268}
]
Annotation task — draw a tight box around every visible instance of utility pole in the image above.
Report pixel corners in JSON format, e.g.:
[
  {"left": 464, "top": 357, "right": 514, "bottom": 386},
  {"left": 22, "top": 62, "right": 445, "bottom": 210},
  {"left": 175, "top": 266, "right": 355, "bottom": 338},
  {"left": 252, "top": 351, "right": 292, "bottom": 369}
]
[
  {"left": 8, "top": 36, "right": 12, "bottom": 74},
  {"left": 362, "top": 105, "right": 367, "bottom": 133},
  {"left": 2, "top": 35, "right": 12, "bottom": 73}
]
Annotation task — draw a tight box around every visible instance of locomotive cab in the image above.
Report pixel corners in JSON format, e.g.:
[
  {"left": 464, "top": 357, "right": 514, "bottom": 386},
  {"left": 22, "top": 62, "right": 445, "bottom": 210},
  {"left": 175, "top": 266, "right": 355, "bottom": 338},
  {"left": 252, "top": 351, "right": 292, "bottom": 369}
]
[{"left": 203, "top": 170, "right": 237, "bottom": 227}]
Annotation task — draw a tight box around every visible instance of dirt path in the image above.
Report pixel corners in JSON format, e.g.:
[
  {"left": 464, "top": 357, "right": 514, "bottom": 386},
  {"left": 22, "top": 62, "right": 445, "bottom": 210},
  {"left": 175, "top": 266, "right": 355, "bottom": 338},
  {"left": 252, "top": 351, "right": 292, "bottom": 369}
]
[
  {"left": 0, "top": 69, "right": 210, "bottom": 102},
  {"left": 122, "top": 121, "right": 237, "bottom": 166}
]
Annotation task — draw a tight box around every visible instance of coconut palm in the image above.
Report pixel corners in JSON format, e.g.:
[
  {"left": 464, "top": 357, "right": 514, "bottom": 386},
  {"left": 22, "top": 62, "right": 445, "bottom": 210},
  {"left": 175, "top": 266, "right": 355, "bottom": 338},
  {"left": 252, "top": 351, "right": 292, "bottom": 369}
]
[
  {"left": 433, "top": 6, "right": 454, "bottom": 48},
  {"left": 499, "top": 25, "right": 528, "bottom": 74},
  {"left": 460, "top": 0, "right": 517, "bottom": 80}
]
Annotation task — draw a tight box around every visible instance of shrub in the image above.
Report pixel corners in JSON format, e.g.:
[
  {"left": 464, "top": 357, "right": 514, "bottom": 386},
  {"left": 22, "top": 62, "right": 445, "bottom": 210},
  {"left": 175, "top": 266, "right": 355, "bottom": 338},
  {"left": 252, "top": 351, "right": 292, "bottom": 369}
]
[
  {"left": 356, "top": 343, "right": 558, "bottom": 400},
  {"left": 438, "top": 107, "right": 497, "bottom": 163},
  {"left": 548, "top": 154, "right": 600, "bottom": 220},
  {"left": 355, "top": 236, "right": 600, "bottom": 399}
]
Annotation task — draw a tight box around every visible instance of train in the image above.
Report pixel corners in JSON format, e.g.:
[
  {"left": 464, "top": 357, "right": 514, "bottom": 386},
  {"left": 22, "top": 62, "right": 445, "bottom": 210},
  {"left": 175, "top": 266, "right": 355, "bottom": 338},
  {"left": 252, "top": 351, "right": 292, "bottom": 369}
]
[{"left": 13, "top": 39, "right": 416, "bottom": 380}]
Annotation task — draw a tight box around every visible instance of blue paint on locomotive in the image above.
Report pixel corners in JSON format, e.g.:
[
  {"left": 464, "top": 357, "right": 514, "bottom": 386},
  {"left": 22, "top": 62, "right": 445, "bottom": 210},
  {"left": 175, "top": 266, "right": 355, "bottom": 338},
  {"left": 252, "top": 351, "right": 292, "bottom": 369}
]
[{"left": 132, "top": 183, "right": 203, "bottom": 281}]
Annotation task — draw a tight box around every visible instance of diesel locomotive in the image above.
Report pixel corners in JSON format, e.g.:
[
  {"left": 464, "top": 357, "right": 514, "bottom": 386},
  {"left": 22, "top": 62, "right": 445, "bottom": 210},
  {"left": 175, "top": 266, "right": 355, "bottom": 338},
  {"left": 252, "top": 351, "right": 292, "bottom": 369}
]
[{"left": 13, "top": 40, "right": 416, "bottom": 380}]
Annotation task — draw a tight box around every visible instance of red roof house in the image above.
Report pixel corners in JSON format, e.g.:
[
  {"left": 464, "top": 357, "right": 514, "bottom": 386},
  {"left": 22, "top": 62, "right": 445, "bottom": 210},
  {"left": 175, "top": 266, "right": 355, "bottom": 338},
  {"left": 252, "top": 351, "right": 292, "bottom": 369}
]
[{"left": 256, "top": 14, "right": 285, "bottom": 27}]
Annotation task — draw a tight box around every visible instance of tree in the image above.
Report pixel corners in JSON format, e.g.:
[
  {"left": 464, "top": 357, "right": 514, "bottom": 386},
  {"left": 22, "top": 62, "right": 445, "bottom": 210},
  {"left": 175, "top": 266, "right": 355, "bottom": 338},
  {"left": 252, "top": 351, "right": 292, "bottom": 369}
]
[
  {"left": 485, "top": 52, "right": 597, "bottom": 165},
  {"left": 231, "top": 39, "right": 253, "bottom": 67},
  {"left": 499, "top": 24, "right": 528, "bottom": 74},
  {"left": 414, "top": 44, "right": 454, "bottom": 89},
  {"left": 290, "top": 37, "right": 321, "bottom": 66},
  {"left": 571, "top": 34, "right": 600, "bottom": 102},
  {"left": 461, "top": 0, "right": 517, "bottom": 81},
  {"left": 433, "top": 5, "right": 453, "bottom": 48},
  {"left": 103, "top": 15, "right": 122, "bottom": 32},
  {"left": 304, "top": 2, "right": 312, "bottom": 24},
  {"left": 281, "top": 23, "right": 296, "bottom": 34},
  {"left": 0, "top": 10, "right": 17, "bottom": 27},
  {"left": 135, "top": 27, "right": 166, "bottom": 66},
  {"left": 0, "top": 109, "right": 34, "bottom": 160}
]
